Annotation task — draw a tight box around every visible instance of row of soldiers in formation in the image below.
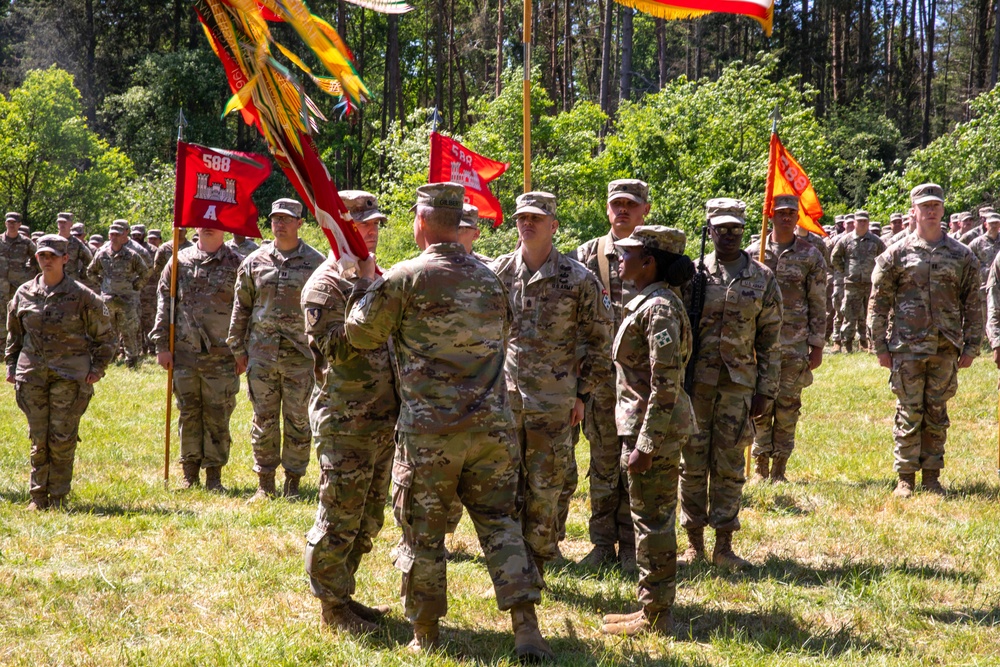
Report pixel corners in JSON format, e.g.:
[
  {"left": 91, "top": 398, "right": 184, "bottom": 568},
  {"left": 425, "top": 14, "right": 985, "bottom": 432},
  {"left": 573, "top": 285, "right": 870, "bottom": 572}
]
[{"left": 3, "top": 176, "right": 993, "bottom": 660}]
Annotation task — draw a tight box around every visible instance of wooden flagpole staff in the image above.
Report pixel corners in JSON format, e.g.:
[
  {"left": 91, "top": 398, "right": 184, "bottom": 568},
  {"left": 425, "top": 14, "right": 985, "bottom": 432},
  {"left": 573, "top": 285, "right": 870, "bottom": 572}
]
[{"left": 164, "top": 109, "right": 187, "bottom": 489}]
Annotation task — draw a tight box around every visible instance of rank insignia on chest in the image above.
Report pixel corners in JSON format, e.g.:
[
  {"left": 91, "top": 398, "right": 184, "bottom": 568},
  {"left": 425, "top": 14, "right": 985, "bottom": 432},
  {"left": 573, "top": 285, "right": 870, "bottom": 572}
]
[
  {"left": 279, "top": 270, "right": 289, "bottom": 279},
  {"left": 654, "top": 328, "right": 672, "bottom": 348},
  {"left": 523, "top": 296, "right": 536, "bottom": 310},
  {"left": 306, "top": 308, "right": 321, "bottom": 328}
]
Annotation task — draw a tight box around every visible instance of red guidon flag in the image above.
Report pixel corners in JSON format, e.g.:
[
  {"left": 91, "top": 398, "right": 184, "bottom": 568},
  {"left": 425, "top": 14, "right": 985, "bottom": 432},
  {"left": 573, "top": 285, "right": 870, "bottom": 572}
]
[
  {"left": 173, "top": 141, "right": 272, "bottom": 237},
  {"left": 763, "top": 133, "right": 826, "bottom": 236},
  {"left": 429, "top": 132, "right": 509, "bottom": 227}
]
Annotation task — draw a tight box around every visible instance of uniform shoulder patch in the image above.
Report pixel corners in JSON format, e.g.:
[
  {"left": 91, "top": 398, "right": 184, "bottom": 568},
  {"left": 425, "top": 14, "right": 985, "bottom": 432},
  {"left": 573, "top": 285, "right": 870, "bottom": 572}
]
[
  {"left": 653, "top": 328, "right": 673, "bottom": 348},
  {"left": 602, "top": 289, "right": 612, "bottom": 311},
  {"left": 306, "top": 307, "right": 322, "bottom": 328}
]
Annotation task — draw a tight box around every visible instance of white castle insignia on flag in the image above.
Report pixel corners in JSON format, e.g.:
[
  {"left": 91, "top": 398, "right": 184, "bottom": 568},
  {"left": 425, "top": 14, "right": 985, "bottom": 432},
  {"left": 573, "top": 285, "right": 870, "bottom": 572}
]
[
  {"left": 195, "top": 173, "right": 237, "bottom": 204},
  {"left": 450, "top": 162, "right": 482, "bottom": 190}
]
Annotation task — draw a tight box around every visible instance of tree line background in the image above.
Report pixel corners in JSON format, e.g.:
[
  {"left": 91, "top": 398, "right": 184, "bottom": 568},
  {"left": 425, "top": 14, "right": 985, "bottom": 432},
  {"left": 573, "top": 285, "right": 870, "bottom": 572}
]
[{"left": 1, "top": 0, "right": 998, "bottom": 261}]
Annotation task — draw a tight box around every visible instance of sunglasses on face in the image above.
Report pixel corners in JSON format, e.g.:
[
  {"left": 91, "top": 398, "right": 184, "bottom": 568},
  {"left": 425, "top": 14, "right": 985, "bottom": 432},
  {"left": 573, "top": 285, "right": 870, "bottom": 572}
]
[{"left": 713, "top": 226, "right": 745, "bottom": 236}]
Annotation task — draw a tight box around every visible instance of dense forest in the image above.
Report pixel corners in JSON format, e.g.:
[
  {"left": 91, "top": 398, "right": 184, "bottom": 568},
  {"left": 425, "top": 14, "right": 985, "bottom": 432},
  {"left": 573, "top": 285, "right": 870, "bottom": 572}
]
[{"left": 0, "top": 0, "right": 998, "bottom": 257}]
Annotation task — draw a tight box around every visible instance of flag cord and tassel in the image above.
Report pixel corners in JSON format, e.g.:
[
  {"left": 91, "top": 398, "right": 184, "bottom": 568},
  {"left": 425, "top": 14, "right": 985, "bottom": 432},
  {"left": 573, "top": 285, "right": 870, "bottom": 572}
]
[{"left": 164, "top": 109, "right": 187, "bottom": 488}]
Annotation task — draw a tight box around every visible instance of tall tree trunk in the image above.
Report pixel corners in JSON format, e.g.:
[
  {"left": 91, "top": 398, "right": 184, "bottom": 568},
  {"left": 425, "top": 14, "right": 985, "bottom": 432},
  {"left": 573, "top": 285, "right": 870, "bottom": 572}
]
[
  {"left": 172, "top": 0, "right": 183, "bottom": 51},
  {"left": 563, "top": 0, "right": 572, "bottom": 110},
  {"left": 435, "top": 0, "right": 445, "bottom": 113},
  {"left": 598, "top": 0, "right": 614, "bottom": 113},
  {"left": 921, "top": 0, "right": 937, "bottom": 145},
  {"left": 448, "top": 0, "right": 455, "bottom": 129},
  {"left": 656, "top": 18, "right": 667, "bottom": 90},
  {"left": 799, "top": 0, "right": 810, "bottom": 86},
  {"left": 619, "top": 7, "right": 633, "bottom": 101},
  {"left": 992, "top": 0, "right": 1000, "bottom": 87},
  {"left": 84, "top": 0, "right": 96, "bottom": 122},
  {"left": 496, "top": 0, "right": 505, "bottom": 96},
  {"left": 974, "top": 0, "right": 991, "bottom": 91}
]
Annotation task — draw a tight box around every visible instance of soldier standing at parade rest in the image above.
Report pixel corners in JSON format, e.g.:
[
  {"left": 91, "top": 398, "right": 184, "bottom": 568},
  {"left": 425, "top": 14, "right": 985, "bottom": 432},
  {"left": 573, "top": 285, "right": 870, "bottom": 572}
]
[
  {"left": 888, "top": 213, "right": 905, "bottom": 239},
  {"left": 967, "top": 213, "right": 1000, "bottom": 330},
  {"left": 599, "top": 226, "right": 696, "bottom": 637},
  {"left": 827, "top": 214, "right": 852, "bottom": 349},
  {"left": 55, "top": 213, "right": 93, "bottom": 284},
  {"left": 6, "top": 234, "right": 114, "bottom": 510},
  {"left": 570, "top": 178, "right": 651, "bottom": 571},
  {"left": 130, "top": 224, "right": 158, "bottom": 355},
  {"left": 831, "top": 210, "right": 885, "bottom": 353},
  {"left": 301, "top": 189, "right": 400, "bottom": 635},
  {"left": 344, "top": 182, "right": 554, "bottom": 660},
  {"left": 1, "top": 212, "right": 38, "bottom": 344},
  {"left": 746, "top": 195, "right": 827, "bottom": 482},
  {"left": 87, "top": 222, "right": 150, "bottom": 368},
  {"left": 679, "top": 198, "right": 782, "bottom": 569},
  {"left": 146, "top": 229, "right": 162, "bottom": 249},
  {"left": 227, "top": 234, "right": 260, "bottom": 258},
  {"left": 151, "top": 227, "right": 243, "bottom": 492},
  {"left": 869, "top": 183, "right": 982, "bottom": 497},
  {"left": 229, "top": 198, "right": 325, "bottom": 500},
  {"left": 958, "top": 207, "right": 992, "bottom": 245},
  {"left": 490, "top": 191, "right": 613, "bottom": 580}
]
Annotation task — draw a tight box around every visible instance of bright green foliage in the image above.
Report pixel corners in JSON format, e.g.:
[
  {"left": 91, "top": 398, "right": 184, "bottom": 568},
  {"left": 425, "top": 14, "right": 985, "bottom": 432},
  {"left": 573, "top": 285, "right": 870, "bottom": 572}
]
[
  {"left": 868, "top": 86, "right": 1000, "bottom": 219},
  {"left": 0, "top": 67, "right": 134, "bottom": 230},
  {"left": 122, "top": 162, "right": 178, "bottom": 232}
]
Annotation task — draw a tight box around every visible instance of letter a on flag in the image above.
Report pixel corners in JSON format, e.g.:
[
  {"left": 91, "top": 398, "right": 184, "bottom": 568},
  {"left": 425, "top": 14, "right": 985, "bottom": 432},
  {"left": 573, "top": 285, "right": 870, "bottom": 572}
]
[
  {"left": 174, "top": 141, "right": 272, "bottom": 237},
  {"left": 429, "top": 132, "right": 509, "bottom": 227},
  {"left": 764, "top": 133, "right": 826, "bottom": 236}
]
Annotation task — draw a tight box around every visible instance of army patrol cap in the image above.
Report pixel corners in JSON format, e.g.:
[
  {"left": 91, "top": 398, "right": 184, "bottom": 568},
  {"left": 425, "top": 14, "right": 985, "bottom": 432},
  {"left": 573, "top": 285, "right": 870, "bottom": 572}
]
[
  {"left": 834, "top": 215, "right": 844, "bottom": 224},
  {"left": 31, "top": 231, "right": 43, "bottom": 240},
  {"left": 959, "top": 211, "right": 974, "bottom": 222},
  {"left": 844, "top": 213, "right": 855, "bottom": 222},
  {"left": 56, "top": 212, "right": 74, "bottom": 223},
  {"left": 90, "top": 234, "right": 104, "bottom": 244},
  {"left": 70, "top": 222, "right": 85, "bottom": 236},
  {"left": 981, "top": 206, "right": 996, "bottom": 218},
  {"left": 890, "top": 213, "right": 903, "bottom": 222},
  {"left": 147, "top": 229, "right": 162, "bottom": 240},
  {"left": 112, "top": 218, "right": 130, "bottom": 231},
  {"left": 854, "top": 210, "right": 870, "bottom": 220},
  {"left": 706, "top": 198, "right": 746, "bottom": 226},
  {"left": 410, "top": 182, "right": 465, "bottom": 212},
  {"left": 35, "top": 234, "right": 68, "bottom": 256},
  {"left": 910, "top": 182, "right": 944, "bottom": 204},
  {"left": 131, "top": 224, "right": 146, "bottom": 235},
  {"left": 607, "top": 179, "right": 649, "bottom": 205},
  {"left": 614, "top": 225, "right": 686, "bottom": 255},
  {"left": 5, "top": 212, "right": 21, "bottom": 223},
  {"left": 19, "top": 225, "right": 30, "bottom": 235},
  {"left": 109, "top": 222, "right": 127, "bottom": 235},
  {"left": 773, "top": 195, "right": 799, "bottom": 211},
  {"left": 986, "top": 213, "right": 1000, "bottom": 223},
  {"left": 340, "top": 190, "right": 386, "bottom": 223},
  {"left": 270, "top": 198, "right": 304, "bottom": 219},
  {"left": 514, "top": 191, "right": 557, "bottom": 219},
  {"left": 460, "top": 203, "right": 481, "bottom": 229}
]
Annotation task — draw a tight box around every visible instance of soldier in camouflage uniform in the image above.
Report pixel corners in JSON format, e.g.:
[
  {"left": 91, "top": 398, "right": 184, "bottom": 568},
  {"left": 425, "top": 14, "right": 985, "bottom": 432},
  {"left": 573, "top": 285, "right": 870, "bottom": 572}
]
[
  {"left": 227, "top": 234, "right": 260, "bottom": 257},
  {"left": 957, "top": 208, "right": 990, "bottom": 245},
  {"left": 6, "top": 234, "right": 114, "bottom": 510},
  {"left": 826, "top": 215, "right": 847, "bottom": 345},
  {"left": 87, "top": 222, "right": 149, "bottom": 368},
  {"left": 831, "top": 210, "right": 886, "bottom": 353},
  {"left": 889, "top": 212, "right": 916, "bottom": 246},
  {"left": 229, "top": 198, "right": 324, "bottom": 500},
  {"left": 151, "top": 227, "right": 242, "bottom": 493},
  {"left": 869, "top": 183, "right": 982, "bottom": 498},
  {"left": 679, "top": 198, "right": 782, "bottom": 570},
  {"left": 55, "top": 213, "right": 94, "bottom": 284},
  {"left": 967, "top": 213, "right": 1000, "bottom": 331},
  {"left": 746, "top": 195, "right": 827, "bottom": 483},
  {"left": 1, "top": 212, "right": 38, "bottom": 344},
  {"left": 569, "top": 178, "right": 651, "bottom": 572},
  {"left": 457, "top": 203, "right": 492, "bottom": 263},
  {"left": 146, "top": 229, "right": 162, "bottom": 249},
  {"left": 344, "top": 183, "right": 553, "bottom": 660},
  {"left": 599, "top": 226, "right": 696, "bottom": 637},
  {"left": 153, "top": 228, "right": 193, "bottom": 281},
  {"left": 490, "top": 191, "right": 613, "bottom": 578},
  {"left": 129, "top": 224, "right": 158, "bottom": 355},
  {"left": 301, "top": 189, "right": 400, "bottom": 635}
]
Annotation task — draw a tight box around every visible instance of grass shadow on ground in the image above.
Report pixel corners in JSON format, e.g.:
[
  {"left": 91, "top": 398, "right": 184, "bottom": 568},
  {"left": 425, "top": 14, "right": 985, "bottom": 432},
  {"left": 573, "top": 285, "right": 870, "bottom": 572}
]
[
  {"left": 942, "top": 480, "right": 1000, "bottom": 501},
  {"left": 755, "top": 556, "right": 980, "bottom": 587},
  {"left": 544, "top": 571, "right": 636, "bottom": 615},
  {"left": 675, "top": 602, "right": 883, "bottom": 657},
  {"left": 64, "top": 501, "right": 198, "bottom": 517},
  {"left": 922, "top": 607, "right": 1000, "bottom": 625}
]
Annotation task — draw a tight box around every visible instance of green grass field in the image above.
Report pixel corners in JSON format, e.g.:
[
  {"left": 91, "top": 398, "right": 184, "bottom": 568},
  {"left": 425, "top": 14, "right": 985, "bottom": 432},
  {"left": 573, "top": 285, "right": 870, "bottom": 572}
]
[{"left": 3, "top": 350, "right": 1000, "bottom": 666}]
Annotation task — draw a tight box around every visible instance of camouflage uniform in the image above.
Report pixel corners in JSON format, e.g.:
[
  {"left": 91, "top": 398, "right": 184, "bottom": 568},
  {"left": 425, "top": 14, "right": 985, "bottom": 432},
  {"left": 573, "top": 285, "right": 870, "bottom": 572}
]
[
  {"left": 612, "top": 228, "right": 696, "bottom": 624},
  {"left": 968, "top": 232, "right": 1000, "bottom": 329},
  {"left": 153, "top": 237, "right": 195, "bottom": 282},
  {"left": 0, "top": 228, "right": 38, "bottom": 343},
  {"left": 681, "top": 250, "right": 782, "bottom": 532},
  {"left": 150, "top": 243, "right": 242, "bottom": 471},
  {"left": 228, "top": 239, "right": 324, "bottom": 479},
  {"left": 825, "top": 228, "right": 845, "bottom": 342},
  {"left": 344, "top": 241, "right": 543, "bottom": 625},
  {"left": 571, "top": 230, "right": 638, "bottom": 558},
  {"left": 831, "top": 229, "right": 886, "bottom": 347},
  {"left": 302, "top": 259, "right": 400, "bottom": 609},
  {"left": 62, "top": 234, "right": 94, "bottom": 284},
  {"left": 87, "top": 234, "right": 150, "bottom": 365},
  {"left": 869, "top": 231, "right": 982, "bottom": 476},
  {"left": 746, "top": 236, "right": 827, "bottom": 461},
  {"left": 6, "top": 241, "right": 115, "bottom": 504},
  {"left": 228, "top": 237, "right": 260, "bottom": 257},
  {"left": 490, "top": 238, "right": 613, "bottom": 564},
  {"left": 959, "top": 227, "right": 983, "bottom": 246},
  {"left": 985, "top": 252, "right": 1000, "bottom": 350}
]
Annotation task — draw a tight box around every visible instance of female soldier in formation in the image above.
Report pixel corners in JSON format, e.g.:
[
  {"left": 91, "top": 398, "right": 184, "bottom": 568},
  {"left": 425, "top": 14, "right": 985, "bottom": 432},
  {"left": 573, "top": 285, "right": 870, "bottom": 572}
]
[
  {"left": 6, "top": 234, "right": 114, "bottom": 510},
  {"left": 600, "top": 225, "right": 697, "bottom": 636}
]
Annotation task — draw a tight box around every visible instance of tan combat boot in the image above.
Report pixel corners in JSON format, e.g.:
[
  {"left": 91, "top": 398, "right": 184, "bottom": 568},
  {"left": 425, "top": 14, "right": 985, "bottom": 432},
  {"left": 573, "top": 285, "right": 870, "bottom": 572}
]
[
  {"left": 677, "top": 527, "right": 706, "bottom": 567},
  {"left": 26, "top": 493, "right": 49, "bottom": 511},
  {"left": 249, "top": 472, "right": 276, "bottom": 502},
  {"left": 320, "top": 600, "right": 378, "bottom": 634},
  {"left": 181, "top": 462, "right": 201, "bottom": 489},
  {"left": 893, "top": 473, "right": 916, "bottom": 498},
  {"left": 204, "top": 467, "right": 226, "bottom": 493},
  {"left": 407, "top": 621, "right": 441, "bottom": 653},
  {"left": 921, "top": 469, "right": 945, "bottom": 495},
  {"left": 511, "top": 602, "right": 555, "bottom": 663},
  {"left": 602, "top": 609, "right": 644, "bottom": 623},
  {"left": 712, "top": 530, "right": 751, "bottom": 570},
  {"left": 618, "top": 544, "right": 638, "bottom": 575},
  {"left": 753, "top": 455, "right": 769, "bottom": 482},
  {"left": 770, "top": 457, "right": 788, "bottom": 483},
  {"left": 48, "top": 495, "right": 68, "bottom": 510},
  {"left": 283, "top": 473, "right": 301, "bottom": 499},
  {"left": 347, "top": 599, "right": 391, "bottom": 623},
  {"left": 577, "top": 544, "right": 616, "bottom": 569},
  {"left": 601, "top": 610, "right": 673, "bottom": 636}
]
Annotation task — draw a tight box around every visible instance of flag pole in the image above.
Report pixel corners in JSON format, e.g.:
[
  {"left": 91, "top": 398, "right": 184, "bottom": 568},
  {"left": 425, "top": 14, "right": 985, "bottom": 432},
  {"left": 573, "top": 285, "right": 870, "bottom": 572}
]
[
  {"left": 165, "top": 109, "right": 187, "bottom": 489},
  {"left": 749, "top": 105, "right": 781, "bottom": 480},
  {"left": 522, "top": 0, "right": 532, "bottom": 191}
]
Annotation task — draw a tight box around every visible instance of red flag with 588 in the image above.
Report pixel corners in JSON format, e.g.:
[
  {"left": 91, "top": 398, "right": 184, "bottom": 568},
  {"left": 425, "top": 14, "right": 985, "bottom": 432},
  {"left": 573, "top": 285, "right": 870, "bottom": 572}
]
[
  {"left": 173, "top": 141, "right": 272, "bottom": 237},
  {"left": 429, "top": 132, "right": 509, "bottom": 227}
]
